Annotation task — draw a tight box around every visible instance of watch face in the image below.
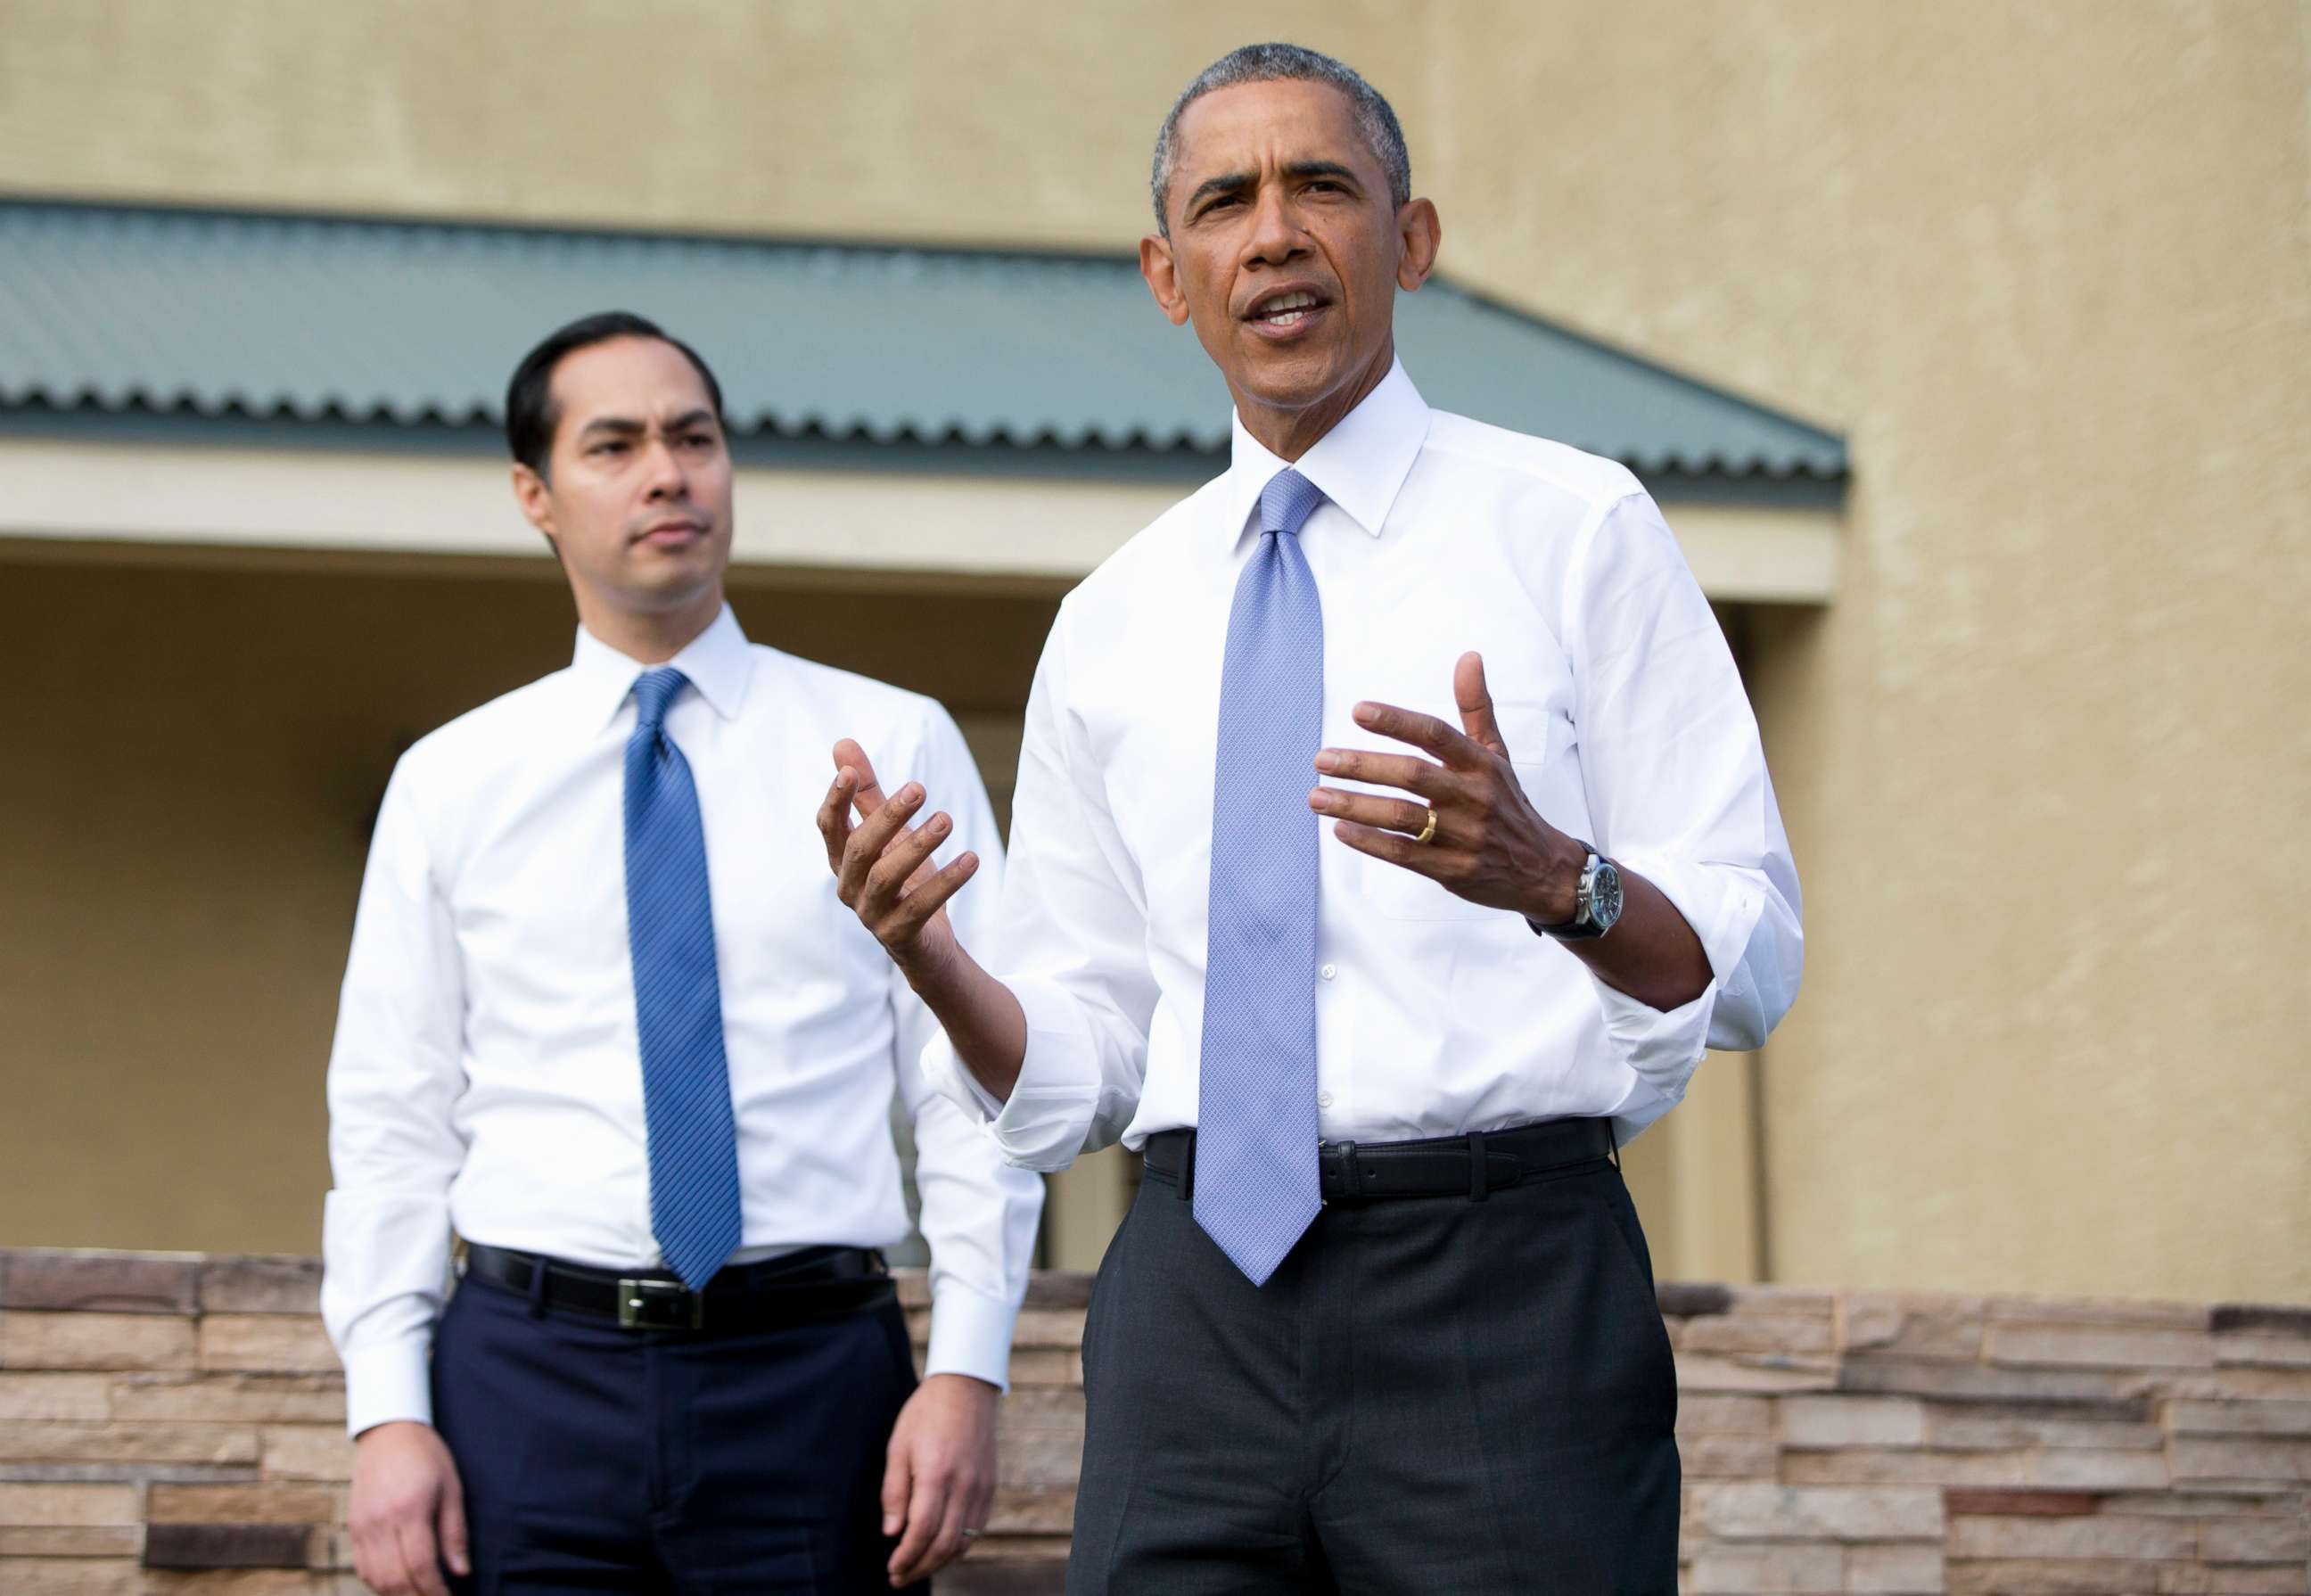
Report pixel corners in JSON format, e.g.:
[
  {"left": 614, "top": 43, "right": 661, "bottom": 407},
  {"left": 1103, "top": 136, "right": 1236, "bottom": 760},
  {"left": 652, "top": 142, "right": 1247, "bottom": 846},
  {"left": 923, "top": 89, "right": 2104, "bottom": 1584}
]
[{"left": 1592, "top": 861, "right": 1624, "bottom": 927}]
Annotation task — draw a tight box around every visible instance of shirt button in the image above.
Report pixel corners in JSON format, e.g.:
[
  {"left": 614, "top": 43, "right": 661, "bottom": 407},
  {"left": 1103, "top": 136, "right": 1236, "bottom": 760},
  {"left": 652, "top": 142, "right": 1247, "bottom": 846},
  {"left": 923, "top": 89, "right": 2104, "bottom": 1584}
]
[
  {"left": 1317, "top": 1090, "right": 1335, "bottom": 1108},
  {"left": 1320, "top": 963, "right": 1337, "bottom": 981}
]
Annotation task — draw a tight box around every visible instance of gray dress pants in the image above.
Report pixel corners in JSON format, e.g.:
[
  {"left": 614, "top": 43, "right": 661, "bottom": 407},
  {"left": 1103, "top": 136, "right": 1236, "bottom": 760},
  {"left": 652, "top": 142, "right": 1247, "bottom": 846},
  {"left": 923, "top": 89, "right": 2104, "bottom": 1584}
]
[{"left": 1066, "top": 1142, "right": 1680, "bottom": 1594}]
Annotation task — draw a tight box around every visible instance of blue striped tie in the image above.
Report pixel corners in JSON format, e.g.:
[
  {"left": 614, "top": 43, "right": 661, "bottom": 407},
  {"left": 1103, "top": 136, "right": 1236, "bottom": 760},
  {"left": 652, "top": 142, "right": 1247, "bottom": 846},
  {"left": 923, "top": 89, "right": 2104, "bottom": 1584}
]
[
  {"left": 1194, "top": 467, "right": 1328, "bottom": 1285},
  {"left": 624, "top": 667, "right": 744, "bottom": 1290}
]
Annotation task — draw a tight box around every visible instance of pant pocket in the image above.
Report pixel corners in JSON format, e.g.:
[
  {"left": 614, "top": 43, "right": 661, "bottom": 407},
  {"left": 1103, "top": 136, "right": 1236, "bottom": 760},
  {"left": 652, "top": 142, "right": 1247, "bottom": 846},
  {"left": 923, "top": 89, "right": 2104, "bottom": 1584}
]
[{"left": 1594, "top": 1181, "right": 1681, "bottom": 1412}]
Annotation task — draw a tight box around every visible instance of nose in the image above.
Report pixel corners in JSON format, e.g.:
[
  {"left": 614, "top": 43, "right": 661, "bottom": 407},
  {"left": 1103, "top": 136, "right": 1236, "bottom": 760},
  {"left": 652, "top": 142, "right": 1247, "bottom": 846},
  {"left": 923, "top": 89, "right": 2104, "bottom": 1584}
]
[
  {"left": 639, "top": 433, "right": 688, "bottom": 499},
  {"left": 1241, "top": 183, "right": 1309, "bottom": 270}
]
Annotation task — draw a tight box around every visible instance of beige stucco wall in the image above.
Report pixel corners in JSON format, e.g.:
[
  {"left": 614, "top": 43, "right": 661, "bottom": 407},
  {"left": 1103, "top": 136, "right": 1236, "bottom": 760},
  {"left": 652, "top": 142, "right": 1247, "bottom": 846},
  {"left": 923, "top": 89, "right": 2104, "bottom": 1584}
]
[
  {"left": 3, "top": 0, "right": 2305, "bottom": 1301},
  {"left": 1424, "top": 2, "right": 2311, "bottom": 1308}
]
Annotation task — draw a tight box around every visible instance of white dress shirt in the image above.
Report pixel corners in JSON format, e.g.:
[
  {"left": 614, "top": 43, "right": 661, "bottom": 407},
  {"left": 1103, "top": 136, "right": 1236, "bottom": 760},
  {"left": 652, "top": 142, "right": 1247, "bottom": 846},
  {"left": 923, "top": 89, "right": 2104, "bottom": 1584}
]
[
  {"left": 323, "top": 606, "right": 1043, "bottom": 1437},
  {"left": 935, "top": 361, "right": 1803, "bottom": 1168}
]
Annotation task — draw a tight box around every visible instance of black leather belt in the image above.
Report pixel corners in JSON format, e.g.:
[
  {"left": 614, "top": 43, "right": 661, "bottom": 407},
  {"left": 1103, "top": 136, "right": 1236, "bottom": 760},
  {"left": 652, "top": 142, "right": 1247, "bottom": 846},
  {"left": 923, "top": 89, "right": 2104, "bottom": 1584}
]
[
  {"left": 460, "top": 1242, "right": 892, "bottom": 1332},
  {"left": 1142, "top": 1117, "right": 1616, "bottom": 1203}
]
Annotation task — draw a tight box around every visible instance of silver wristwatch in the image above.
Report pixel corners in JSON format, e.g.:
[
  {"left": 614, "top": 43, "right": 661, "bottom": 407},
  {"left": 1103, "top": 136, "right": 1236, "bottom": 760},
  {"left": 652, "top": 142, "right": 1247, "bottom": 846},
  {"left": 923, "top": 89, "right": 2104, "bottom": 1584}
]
[{"left": 1529, "top": 843, "right": 1623, "bottom": 942}]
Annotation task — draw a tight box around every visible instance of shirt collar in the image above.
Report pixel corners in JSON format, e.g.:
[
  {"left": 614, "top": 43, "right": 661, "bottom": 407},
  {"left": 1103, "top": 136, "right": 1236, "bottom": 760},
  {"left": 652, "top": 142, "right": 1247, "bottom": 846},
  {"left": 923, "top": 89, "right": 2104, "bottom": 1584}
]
[
  {"left": 1218, "top": 358, "right": 1432, "bottom": 548},
  {"left": 569, "top": 603, "right": 754, "bottom": 734}
]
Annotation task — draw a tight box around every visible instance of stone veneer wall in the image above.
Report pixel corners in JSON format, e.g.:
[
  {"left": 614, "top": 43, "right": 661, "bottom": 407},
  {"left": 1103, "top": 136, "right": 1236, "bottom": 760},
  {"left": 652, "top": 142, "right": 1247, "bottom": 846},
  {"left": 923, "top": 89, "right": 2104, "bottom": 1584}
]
[{"left": 0, "top": 1249, "right": 2305, "bottom": 1593}]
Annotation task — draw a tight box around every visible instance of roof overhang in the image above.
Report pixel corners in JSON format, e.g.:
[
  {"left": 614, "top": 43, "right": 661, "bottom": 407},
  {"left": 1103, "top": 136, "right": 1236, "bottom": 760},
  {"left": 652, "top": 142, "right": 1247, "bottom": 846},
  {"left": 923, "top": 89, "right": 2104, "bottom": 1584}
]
[
  {"left": 0, "top": 200, "right": 1846, "bottom": 600},
  {"left": 0, "top": 431, "right": 1839, "bottom": 603}
]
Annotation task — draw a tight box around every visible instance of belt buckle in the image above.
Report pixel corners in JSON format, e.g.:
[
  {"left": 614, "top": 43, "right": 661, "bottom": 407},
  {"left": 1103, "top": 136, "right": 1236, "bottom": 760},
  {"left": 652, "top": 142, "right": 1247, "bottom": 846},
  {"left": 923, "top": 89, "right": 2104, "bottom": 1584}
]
[{"left": 616, "top": 1278, "right": 704, "bottom": 1330}]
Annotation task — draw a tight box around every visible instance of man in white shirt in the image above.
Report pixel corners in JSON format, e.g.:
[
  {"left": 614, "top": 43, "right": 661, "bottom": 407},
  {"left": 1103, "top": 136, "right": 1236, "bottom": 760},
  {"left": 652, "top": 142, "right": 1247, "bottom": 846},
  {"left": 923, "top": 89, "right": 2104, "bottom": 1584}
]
[
  {"left": 821, "top": 43, "right": 1803, "bottom": 1594},
  {"left": 325, "top": 311, "right": 1043, "bottom": 1596}
]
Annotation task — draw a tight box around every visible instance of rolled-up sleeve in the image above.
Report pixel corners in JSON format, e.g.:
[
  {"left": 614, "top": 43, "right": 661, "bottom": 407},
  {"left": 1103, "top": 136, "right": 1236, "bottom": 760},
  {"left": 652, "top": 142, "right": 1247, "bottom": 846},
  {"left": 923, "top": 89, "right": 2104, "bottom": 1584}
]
[
  {"left": 321, "top": 761, "right": 468, "bottom": 1437},
  {"left": 892, "top": 703, "right": 1044, "bottom": 1389},
  {"left": 924, "top": 610, "right": 1159, "bottom": 1170},
  {"left": 1562, "top": 490, "right": 1805, "bottom": 1131}
]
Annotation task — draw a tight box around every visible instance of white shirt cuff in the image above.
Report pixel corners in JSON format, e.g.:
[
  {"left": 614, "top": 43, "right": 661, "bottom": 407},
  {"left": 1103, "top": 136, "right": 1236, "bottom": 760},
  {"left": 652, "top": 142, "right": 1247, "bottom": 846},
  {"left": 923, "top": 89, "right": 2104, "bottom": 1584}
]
[
  {"left": 341, "top": 1337, "right": 434, "bottom": 1437},
  {"left": 928, "top": 1028, "right": 1010, "bottom": 1122},
  {"left": 1615, "top": 849, "right": 1763, "bottom": 987},
  {"left": 1596, "top": 979, "right": 1713, "bottom": 1149},
  {"left": 1587, "top": 851, "right": 1766, "bottom": 1110},
  {"left": 922, "top": 1280, "right": 1024, "bottom": 1393},
  {"left": 927, "top": 975, "right": 1107, "bottom": 1172}
]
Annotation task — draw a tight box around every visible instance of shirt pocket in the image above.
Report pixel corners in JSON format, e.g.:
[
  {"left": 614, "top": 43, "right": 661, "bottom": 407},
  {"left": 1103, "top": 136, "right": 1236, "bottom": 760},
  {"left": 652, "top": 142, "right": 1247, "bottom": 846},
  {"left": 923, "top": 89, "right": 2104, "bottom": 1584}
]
[{"left": 1365, "top": 699, "right": 1563, "bottom": 922}]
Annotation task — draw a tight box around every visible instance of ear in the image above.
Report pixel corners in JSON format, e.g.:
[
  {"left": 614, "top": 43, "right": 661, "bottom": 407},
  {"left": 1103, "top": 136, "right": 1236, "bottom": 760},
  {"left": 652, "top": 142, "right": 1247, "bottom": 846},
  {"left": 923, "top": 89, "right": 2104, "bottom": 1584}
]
[
  {"left": 511, "top": 462, "right": 557, "bottom": 542},
  {"left": 1394, "top": 198, "right": 1442, "bottom": 293},
  {"left": 1139, "top": 233, "right": 1192, "bottom": 328}
]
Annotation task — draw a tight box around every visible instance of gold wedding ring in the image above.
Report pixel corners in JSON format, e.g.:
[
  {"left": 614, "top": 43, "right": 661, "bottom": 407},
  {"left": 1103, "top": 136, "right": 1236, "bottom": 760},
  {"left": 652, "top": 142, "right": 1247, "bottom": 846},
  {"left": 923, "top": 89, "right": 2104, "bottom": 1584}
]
[{"left": 1414, "top": 807, "right": 1439, "bottom": 845}]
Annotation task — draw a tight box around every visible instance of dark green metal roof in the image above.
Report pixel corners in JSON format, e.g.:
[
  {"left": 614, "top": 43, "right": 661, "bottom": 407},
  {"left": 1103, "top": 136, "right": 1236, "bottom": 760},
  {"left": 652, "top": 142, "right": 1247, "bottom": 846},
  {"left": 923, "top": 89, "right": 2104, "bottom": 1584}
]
[{"left": 0, "top": 201, "right": 1844, "bottom": 481}]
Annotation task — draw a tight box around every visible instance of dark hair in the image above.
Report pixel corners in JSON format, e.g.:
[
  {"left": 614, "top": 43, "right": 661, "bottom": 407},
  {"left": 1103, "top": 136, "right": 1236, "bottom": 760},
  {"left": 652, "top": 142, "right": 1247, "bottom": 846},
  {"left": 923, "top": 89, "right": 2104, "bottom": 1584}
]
[
  {"left": 1150, "top": 43, "right": 1411, "bottom": 235},
  {"left": 503, "top": 310, "right": 728, "bottom": 475}
]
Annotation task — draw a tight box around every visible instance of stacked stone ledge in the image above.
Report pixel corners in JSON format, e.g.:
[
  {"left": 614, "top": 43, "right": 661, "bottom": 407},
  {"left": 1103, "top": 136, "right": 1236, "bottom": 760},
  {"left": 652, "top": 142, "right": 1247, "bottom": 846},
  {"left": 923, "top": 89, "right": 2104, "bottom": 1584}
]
[{"left": 2, "top": 1249, "right": 2305, "bottom": 1593}]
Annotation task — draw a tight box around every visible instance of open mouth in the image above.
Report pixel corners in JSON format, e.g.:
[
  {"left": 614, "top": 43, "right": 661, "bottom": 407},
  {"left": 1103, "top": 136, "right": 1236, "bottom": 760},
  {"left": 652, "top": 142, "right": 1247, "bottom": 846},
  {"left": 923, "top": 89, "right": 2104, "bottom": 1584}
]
[{"left": 1245, "top": 287, "right": 1330, "bottom": 333}]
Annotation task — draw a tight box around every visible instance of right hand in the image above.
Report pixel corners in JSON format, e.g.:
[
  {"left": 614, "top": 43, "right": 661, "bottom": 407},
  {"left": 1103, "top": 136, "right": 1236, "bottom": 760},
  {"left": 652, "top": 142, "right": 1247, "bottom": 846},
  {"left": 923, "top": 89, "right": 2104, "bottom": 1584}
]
[
  {"left": 349, "top": 1421, "right": 469, "bottom": 1596},
  {"left": 816, "top": 738, "right": 983, "bottom": 975}
]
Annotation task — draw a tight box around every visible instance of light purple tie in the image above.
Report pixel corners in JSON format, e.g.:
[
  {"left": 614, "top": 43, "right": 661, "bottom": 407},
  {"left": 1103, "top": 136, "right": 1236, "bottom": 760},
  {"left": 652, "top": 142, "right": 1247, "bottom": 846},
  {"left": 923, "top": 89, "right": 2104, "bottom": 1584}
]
[{"left": 1194, "top": 466, "right": 1328, "bottom": 1285}]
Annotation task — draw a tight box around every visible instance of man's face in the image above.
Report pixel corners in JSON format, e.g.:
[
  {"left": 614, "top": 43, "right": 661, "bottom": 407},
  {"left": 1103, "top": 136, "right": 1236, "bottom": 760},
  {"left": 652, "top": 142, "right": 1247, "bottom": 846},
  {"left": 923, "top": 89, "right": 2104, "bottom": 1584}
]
[
  {"left": 1145, "top": 78, "right": 1430, "bottom": 424},
  {"left": 515, "top": 336, "right": 734, "bottom": 620}
]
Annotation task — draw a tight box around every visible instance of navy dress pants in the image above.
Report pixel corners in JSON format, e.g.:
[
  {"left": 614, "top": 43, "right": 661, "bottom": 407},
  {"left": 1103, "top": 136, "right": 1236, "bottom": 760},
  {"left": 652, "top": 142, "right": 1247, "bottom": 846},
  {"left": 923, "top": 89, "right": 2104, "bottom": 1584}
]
[
  {"left": 432, "top": 1271, "right": 925, "bottom": 1594},
  {"left": 1067, "top": 1150, "right": 1681, "bottom": 1594}
]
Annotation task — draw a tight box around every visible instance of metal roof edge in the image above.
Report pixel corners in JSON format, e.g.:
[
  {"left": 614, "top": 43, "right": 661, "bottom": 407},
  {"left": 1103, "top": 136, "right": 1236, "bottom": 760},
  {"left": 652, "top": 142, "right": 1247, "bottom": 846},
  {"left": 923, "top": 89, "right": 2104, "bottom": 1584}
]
[
  {"left": 1434, "top": 274, "right": 1847, "bottom": 458},
  {"left": 0, "top": 197, "right": 1850, "bottom": 481},
  {"left": 0, "top": 400, "right": 1842, "bottom": 506}
]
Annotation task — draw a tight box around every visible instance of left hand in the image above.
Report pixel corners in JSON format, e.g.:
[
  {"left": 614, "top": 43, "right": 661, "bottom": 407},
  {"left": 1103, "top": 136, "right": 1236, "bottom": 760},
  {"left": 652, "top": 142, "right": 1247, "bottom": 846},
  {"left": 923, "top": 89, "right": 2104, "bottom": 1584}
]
[
  {"left": 1312, "top": 651, "right": 1587, "bottom": 923},
  {"left": 881, "top": 1372, "right": 999, "bottom": 1587}
]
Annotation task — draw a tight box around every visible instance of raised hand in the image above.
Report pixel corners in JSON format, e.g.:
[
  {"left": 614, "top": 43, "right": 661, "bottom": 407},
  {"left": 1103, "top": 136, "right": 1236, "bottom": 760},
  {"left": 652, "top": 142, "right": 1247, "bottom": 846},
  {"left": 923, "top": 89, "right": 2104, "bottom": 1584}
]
[
  {"left": 1309, "top": 651, "right": 1586, "bottom": 921},
  {"left": 816, "top": 738, "right": 983, "bottom": 975}
]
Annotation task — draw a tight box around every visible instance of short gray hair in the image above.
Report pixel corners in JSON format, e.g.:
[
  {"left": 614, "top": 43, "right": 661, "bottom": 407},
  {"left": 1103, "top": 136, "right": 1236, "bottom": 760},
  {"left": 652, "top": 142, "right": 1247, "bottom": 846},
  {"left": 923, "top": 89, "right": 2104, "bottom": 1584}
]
[{"left": 1149, "top": 43, "right": 1411, "bottom": 235}]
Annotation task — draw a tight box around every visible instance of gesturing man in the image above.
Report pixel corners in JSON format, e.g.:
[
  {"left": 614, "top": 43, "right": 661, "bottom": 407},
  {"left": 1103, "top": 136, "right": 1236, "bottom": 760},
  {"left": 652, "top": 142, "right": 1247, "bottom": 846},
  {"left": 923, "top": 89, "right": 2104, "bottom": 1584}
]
[
  {"left": 821, "top": 44, "right": 1802, "bottom": 1594},
  {"left": 325, "top": 312, "right": 1042, "bottom": 1596}
]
